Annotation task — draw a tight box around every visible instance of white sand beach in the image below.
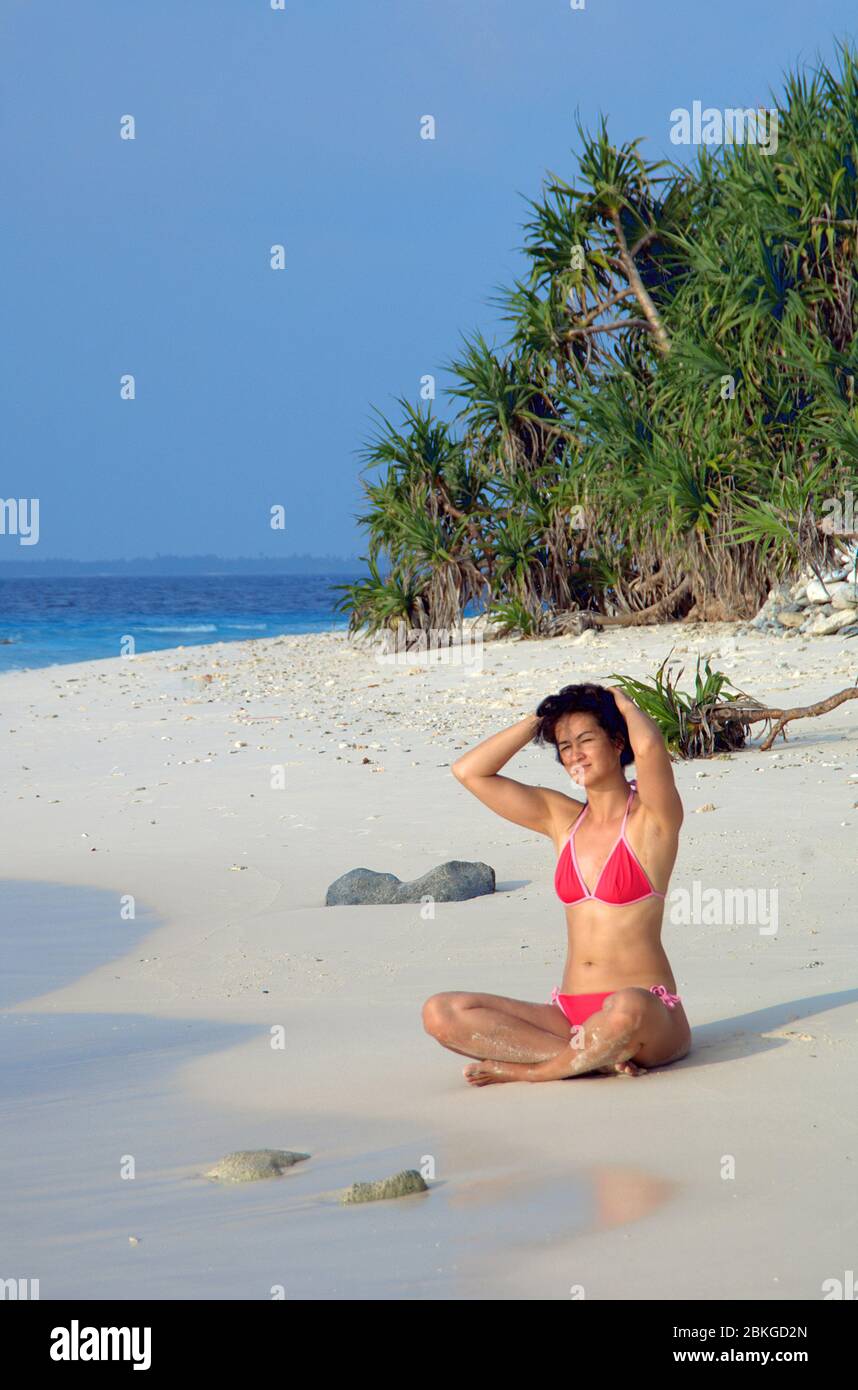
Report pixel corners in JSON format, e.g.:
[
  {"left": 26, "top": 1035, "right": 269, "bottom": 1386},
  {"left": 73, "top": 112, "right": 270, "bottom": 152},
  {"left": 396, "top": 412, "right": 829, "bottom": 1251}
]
[{"left": 2, "top": 620, "right": 857, "bottom": 1299}]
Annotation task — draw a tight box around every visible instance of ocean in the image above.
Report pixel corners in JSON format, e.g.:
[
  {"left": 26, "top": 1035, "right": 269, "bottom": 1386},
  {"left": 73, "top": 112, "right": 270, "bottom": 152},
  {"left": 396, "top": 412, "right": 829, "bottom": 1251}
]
[{"left": 0, "top": 573, "right": 363, "bottom": 672}]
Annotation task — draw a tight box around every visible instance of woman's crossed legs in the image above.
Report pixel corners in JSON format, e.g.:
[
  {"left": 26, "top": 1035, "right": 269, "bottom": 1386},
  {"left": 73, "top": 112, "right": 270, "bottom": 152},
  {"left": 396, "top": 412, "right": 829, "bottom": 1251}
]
[{"left": 422, "top": 989, "right": 691, "bottom": 1085}]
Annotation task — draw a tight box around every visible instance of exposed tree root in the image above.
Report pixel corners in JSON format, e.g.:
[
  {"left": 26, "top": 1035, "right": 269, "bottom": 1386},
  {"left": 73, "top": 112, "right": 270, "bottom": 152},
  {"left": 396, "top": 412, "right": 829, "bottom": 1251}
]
[{"left": 584, "top": 576, "right": 693, "bottom": 628}]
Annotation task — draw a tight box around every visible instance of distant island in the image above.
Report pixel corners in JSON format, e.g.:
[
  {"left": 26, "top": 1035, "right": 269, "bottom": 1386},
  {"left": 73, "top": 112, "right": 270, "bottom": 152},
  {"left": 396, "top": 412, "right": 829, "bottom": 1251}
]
[{"left": 0, "top": 554, "right": 366, "bottom": 577}]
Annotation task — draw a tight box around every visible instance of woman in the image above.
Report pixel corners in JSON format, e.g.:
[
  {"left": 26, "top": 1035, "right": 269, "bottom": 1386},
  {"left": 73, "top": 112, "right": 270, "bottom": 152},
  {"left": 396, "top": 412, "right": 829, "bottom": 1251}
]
[{"left": 422, "top": 683, "right": 690, "bottom": 1085}]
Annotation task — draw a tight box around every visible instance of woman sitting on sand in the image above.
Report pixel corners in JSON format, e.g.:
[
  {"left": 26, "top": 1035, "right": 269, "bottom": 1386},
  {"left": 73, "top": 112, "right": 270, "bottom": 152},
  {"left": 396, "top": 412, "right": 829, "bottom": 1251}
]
[{"left": 422, "top": 683, "right": 690, "bottom": 1085}]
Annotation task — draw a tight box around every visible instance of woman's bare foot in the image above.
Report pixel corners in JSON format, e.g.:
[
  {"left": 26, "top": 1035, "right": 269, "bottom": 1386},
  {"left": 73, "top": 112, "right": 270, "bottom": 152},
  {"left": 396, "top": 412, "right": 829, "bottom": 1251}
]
[
  {"left": 463, "top": 1054, "right": 648, "bottom": 1086},
  {"left": 463, "top": 1060, "right": 530, "bottom": 1086},
  {"left": 603, "top": 1059, "right": 648, "bottom": 1076},
  {"left": 462, "top": 1058, "right": 648, "bottom": 1085}
]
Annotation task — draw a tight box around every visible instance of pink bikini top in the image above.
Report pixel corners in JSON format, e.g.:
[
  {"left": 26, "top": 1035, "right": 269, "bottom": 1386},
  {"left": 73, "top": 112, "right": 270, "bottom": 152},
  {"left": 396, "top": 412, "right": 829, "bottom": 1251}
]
[{"left": 554, "top": 780, "right": 666, "bottom": 908}]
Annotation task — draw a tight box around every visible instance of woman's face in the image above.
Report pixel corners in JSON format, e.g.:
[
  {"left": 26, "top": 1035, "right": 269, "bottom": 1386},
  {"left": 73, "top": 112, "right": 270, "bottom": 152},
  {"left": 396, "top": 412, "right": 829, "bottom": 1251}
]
[{"left": 554, "top": 712, "right": 623, "bottom": 788}]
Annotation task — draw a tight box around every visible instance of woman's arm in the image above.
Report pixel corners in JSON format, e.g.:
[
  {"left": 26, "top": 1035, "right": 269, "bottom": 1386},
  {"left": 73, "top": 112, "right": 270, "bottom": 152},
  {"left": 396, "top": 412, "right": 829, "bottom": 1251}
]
[
  {"left": 451, "top": 714, "right": 574, "bottom": 838},
  {"left": 609, "top": 687, "right": 683, "bottom": 829}
]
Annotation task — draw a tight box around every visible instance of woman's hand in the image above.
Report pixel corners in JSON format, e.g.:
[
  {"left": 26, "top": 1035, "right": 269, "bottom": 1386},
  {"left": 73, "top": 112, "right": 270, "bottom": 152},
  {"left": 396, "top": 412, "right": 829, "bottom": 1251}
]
[
  {"left": 608, "top": 685, "right": 634, "bottom": 712},
  {"left": 608, "top": 683, "right": 682, "bottom": 828},
  {"left": 609, "top": 686, "right": 636, "bottom": 722}
]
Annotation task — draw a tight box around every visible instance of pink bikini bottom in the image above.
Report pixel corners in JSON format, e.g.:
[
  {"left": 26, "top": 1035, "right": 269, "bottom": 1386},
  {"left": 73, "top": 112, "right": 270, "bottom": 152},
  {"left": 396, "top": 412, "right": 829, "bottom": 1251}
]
[{"left": 550, "top": 984, "right": 681, "bottom": 1029}]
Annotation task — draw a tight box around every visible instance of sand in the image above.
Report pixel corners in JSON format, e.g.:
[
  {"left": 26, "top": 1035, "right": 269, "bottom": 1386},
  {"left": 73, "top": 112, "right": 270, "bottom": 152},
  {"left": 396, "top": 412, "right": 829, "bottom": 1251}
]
[{"left": 1, "top": 619, "right": 856, "bottom": 1299}]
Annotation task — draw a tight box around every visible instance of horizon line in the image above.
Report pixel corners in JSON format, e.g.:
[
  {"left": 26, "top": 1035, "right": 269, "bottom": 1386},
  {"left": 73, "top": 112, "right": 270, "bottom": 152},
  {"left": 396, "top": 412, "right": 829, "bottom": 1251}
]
[{"left": 0, "top": 551, "right": 363, "bottom": 562}]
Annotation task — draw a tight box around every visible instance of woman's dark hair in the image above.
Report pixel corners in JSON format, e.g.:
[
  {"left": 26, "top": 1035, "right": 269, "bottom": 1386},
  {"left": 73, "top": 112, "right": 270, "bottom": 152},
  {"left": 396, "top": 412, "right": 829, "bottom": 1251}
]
[{"left": 533, "top": 683, "right": 633, "bottom": 767}]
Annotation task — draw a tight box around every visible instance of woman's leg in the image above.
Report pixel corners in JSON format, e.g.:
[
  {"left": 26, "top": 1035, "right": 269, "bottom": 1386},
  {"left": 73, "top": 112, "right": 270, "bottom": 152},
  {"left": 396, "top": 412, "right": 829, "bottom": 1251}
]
[
  {"left": 422, "top": 990, "right": 573, "bottom": 1064},
  {"left": 462, "top": 987, "right": 691, "bottom": 1085}
]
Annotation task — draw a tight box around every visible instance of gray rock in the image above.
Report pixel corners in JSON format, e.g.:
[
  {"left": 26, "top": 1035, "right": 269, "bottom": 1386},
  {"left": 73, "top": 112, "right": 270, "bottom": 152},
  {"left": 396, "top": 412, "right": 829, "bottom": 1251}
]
[
  {"left": 806, "top": 580, "right": 830, "bottom": 603},
  {"left": 832, "top": 583, "right": 858, "bottom": 609},
  {"left": 751, "top": 584, "right": 791, "bottom": 624},
  {"left": 325, "top": 860, "right": 495, "bottom": 905},
  {"left": 750, "top": 613, "right": 778, "bottom": 631},
  {"left": 807, "top": 579, "right": 853, "bottom": 605},
  {"left": 340, "top": 1169, "right": 428, "bottom": 1204},
  {"left": 806, "top": 607, "right": 858, "bottom": 636},
  {"left": 205, "top": 1149, "right": 310, "bottom": 1183},
  {"left": 326, "top": 869, "right": 400, "bottom": 904}
]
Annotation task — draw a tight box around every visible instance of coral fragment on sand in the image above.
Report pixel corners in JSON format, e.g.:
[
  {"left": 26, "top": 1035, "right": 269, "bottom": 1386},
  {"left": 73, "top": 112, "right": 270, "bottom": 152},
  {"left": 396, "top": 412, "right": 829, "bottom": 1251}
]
[{"left": 340, "top": 1169, "right": 428, "bottom": 1204}]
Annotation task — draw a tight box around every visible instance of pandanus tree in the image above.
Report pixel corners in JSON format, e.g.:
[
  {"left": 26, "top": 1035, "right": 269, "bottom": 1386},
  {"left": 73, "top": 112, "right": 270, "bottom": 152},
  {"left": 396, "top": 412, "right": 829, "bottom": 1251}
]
[
  {"left": 336, "top": 41, "right": 858, "bottom": 640},
  {"left": 332, "top": 400, "right": 489, "bottom": 643}
]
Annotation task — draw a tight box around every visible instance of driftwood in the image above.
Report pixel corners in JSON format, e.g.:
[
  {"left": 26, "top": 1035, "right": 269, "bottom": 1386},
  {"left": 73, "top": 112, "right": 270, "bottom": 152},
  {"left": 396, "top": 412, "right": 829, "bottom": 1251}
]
[
  {"left": 706, "top": 686, "right": 858, "bottom": 751},
  {"left": 583, "top": 576, "right": 693, "bottom": 628},
  {"left": 542, "top": 576, "right": 693, "bottom": 635}
]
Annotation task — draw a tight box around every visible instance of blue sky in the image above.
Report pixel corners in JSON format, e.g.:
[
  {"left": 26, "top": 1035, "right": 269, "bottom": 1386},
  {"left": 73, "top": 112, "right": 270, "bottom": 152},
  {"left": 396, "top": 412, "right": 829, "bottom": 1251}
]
[{"left": 2, "top": 0, "right": 855, "bottom": 561}]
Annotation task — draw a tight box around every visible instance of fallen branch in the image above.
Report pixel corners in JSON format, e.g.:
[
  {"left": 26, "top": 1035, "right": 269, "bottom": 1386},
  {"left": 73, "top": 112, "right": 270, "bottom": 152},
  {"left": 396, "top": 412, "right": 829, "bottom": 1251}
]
[
  {"left": 706, "top": 685, "right": 858, "bottom": 751},
  {"left": 586, "top": 576, "right": 692, "bottom": 628}
]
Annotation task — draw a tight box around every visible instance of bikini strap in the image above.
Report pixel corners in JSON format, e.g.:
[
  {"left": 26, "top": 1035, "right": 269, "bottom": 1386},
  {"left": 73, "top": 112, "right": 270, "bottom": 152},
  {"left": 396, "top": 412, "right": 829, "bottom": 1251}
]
[
  {"left": 621, "top": 780, "right": 636, "bottom": 832},
  {"left": 569, "top": 801, "right": 589, "bottom": 838}
]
